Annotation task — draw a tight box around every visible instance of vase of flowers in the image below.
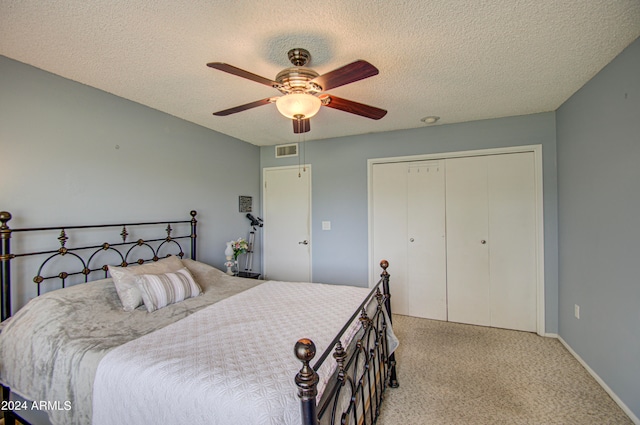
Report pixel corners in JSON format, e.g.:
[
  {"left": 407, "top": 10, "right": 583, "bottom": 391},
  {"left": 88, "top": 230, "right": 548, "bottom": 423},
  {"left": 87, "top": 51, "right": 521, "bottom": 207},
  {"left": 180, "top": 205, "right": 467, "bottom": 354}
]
[{"left": 225, "top": 238, "right": 249, "bottom": 275}]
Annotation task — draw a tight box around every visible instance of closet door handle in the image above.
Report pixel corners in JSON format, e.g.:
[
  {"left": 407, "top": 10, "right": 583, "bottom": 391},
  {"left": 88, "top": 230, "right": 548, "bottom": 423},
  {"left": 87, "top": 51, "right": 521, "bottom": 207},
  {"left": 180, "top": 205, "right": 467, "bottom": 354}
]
[
  {"left": 480, "top": 240, "right": 487, "bottom": 244},
  {"left": 299, "top": 240, "right": 309, "bottom": 245},
  {"left": 409, "top": 238, "right": 415, "bottom": 242}
]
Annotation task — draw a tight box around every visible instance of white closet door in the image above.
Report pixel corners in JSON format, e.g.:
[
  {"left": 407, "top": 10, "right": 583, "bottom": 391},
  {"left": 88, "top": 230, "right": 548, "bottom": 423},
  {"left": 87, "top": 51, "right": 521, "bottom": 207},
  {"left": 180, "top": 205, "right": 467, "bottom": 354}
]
[
  {"left": 488, "top": 153, "right": 537, "bottom": 331},
  {"left": 407, "top": 162, "right": 447, "bottom": 320},
  {"left": 446, "top": 153, "right": 537, "bottom": 331},
  {"left": 446, "top": 156, "right": 491, "bottom": 326},
  {"left": 372, "top": 162, "right": 408, "bottom": 315}
]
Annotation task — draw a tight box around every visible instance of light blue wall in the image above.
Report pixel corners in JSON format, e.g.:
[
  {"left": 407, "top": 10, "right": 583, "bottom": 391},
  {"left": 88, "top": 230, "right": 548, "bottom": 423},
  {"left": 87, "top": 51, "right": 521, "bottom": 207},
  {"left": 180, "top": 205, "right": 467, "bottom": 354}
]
[
  {"left": 556, "top": 37, "right": 640, "bottom": 418},
  {"left": 261, "top": 112, "right": 559, "bottom": 333},
  {"left": 0, "top": 55, "right": 261, "bottom": 309}
]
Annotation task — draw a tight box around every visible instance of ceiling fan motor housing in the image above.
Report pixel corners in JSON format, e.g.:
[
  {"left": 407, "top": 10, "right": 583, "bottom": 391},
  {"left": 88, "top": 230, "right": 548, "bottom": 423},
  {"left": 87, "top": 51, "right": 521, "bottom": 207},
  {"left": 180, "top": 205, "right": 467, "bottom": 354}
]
[
  {"left": 275, "top": 67, "right": 321, "bottom": 94},
  {"left": 273, "top": 48, "right": 323, "bottom": 95}
]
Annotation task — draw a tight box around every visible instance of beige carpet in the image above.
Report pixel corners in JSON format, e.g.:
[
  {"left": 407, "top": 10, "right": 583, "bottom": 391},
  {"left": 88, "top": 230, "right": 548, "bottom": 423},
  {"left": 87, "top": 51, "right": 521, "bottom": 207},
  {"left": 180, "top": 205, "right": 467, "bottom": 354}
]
[{"left": 378, "top": 315, "right": 632, "bottom": 425}]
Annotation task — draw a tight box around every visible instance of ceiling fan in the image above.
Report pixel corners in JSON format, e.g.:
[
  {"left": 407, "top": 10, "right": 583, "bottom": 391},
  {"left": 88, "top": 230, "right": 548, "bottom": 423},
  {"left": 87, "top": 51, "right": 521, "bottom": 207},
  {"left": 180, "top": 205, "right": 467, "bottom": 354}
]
[{"left": 207, "top": 48, "right": 387, "bottom": 134}]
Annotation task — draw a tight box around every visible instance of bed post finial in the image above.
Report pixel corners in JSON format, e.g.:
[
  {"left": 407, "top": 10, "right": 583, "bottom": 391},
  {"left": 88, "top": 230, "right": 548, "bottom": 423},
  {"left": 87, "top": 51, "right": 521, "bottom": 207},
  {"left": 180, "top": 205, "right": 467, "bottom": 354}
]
[
  {"left": 295, "top": 338, "right": 319, "bottom": 425},
  {"left": 0, "top": 212, "right": 11, "bottom": 237},
  {"left": 1, "top": 211, "right": 13, "bottom": 322},
  {"left": 190, "top": 210, "right": 197, "bottom": 261},
  {"left": 380, "top": 259, "right": 389, "bottom": 275},
  {"left": 380, "top": 259, "right": 391, "bottom": 317},
  {"left": 0, "top": 211, "right": 11, "bottom": 225}
]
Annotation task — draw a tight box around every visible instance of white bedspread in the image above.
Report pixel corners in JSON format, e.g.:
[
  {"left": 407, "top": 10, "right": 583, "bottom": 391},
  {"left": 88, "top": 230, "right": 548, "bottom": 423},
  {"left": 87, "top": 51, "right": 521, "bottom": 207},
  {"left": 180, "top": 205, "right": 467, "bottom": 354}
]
[{"left": 93, "top": 280, "right": 393, "bottom": 425}]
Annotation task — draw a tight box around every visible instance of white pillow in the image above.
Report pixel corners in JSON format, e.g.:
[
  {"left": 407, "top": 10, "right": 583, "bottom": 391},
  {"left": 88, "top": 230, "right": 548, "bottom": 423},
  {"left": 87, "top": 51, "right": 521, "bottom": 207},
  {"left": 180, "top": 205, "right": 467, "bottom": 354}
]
[
  {"left": 108, "top": 255, "right": 185, "bottom": 311},
  {"left": 136, "top": 267, "right": 202, "bottom": 312}
]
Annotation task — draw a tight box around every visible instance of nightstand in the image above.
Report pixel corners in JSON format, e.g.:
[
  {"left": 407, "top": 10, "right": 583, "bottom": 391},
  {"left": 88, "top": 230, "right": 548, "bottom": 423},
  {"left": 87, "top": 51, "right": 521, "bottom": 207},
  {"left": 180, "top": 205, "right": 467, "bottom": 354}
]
[{"left": 236, "top": 271, "right": 261, "bottom": 279}]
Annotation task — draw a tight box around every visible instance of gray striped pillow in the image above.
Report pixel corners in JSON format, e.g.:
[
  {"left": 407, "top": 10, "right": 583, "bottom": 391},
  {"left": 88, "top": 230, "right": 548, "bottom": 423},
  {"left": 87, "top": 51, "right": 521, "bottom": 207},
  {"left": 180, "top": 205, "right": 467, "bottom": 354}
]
[{"left": 136, "top": 268, "right": 202, "bottom": 312}]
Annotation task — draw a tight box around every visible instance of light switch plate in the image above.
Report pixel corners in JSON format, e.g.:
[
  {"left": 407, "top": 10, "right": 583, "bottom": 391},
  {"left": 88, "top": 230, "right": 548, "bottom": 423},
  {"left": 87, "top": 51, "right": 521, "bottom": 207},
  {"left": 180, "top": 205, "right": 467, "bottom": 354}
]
[{"left": 322, "top": 221, "right": 331, "bottom": 230}]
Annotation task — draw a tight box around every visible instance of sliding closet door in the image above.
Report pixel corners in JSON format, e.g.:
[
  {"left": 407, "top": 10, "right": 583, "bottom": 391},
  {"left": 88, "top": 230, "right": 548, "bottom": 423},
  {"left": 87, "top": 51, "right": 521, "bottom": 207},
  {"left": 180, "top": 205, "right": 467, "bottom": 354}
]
[
  {"left": 445, "top": 156, "right": 491, "bottom": 326},
  {"left": 407, "top": 162, "right": 447, "bottom": 320},
  {"left": 372, "top": 151, "right": 538, "bottom": 331},
  {"left": 372, "top": 162, "right": 408, "bottom": 315},
  {"left": 487, "top": 153, "right": 537, "bottom": 332},
  {"left": 446, "top": 153, "right": 537, "bottom": 331},
  {"left": 372, "top": 161, "right": 446, "bottom": 319}
]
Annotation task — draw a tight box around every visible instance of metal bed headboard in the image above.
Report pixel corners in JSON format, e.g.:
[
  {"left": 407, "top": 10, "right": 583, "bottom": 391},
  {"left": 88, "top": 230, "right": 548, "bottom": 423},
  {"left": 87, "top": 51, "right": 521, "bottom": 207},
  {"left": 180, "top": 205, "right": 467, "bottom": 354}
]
[{"left": 0, "top": 210, "right": 198, "bottom": 321}]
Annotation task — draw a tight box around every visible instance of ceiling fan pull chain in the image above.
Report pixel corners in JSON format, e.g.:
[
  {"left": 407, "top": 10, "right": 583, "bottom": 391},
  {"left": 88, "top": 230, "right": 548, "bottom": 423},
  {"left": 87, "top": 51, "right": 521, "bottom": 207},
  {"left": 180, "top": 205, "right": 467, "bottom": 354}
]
[
  {"left": 302, "top": 131, "right": 306, "bottom": 173},
  {"left": 298, "top": 126, "right": 302, "bottom": 178}
]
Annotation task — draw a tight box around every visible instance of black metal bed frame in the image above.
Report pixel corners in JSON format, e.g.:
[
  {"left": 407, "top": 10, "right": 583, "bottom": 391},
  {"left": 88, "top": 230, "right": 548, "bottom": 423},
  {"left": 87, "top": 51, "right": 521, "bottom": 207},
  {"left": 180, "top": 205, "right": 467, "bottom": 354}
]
[
  {"left": 0, "top": 210, "right": 198, "bottom": 322},
  {"left": 295, "top": 260, "right": 399, "bottom": 425},
  {"left": 0, "top": 210, "right": 398, "bottom": 425}
]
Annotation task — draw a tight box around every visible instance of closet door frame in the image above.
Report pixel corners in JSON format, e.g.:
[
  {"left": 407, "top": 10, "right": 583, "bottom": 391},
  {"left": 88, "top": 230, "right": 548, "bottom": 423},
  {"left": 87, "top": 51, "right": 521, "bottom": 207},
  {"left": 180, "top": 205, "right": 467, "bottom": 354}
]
[{"left": 367, "top": 144, "right": 545, "bottom": 335}]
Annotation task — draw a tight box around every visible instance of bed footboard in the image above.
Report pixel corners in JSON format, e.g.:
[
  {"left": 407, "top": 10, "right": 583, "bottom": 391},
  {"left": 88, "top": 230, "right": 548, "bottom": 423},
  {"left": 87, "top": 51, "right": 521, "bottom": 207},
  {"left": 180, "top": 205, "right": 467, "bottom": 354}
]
[{"left": 295, "top": 260, "right": 398, "bottom": 425}]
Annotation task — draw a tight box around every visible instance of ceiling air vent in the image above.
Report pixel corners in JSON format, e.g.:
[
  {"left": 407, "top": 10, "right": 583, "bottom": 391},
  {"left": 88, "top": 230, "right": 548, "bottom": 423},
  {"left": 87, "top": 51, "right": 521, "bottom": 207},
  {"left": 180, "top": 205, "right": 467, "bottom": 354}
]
[{"left": 275, "top": 143, "right": 298, "bottom": 158}]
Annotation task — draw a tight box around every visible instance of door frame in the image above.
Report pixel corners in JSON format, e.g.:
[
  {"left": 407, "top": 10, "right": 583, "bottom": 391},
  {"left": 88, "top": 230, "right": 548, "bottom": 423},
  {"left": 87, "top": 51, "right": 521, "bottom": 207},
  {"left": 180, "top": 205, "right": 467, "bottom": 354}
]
[
  {"left": 262, "top": 164, "right": 312, "bottom": 281},
  {"left": 367, "top": 145, "right": 545, "bottom": 335}
]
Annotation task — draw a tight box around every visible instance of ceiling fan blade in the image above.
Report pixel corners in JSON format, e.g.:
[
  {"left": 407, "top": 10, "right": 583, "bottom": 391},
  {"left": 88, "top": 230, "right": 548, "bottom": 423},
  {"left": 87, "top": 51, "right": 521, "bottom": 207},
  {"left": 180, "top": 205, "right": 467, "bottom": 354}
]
[
  {"left": 207, "top": 62, "right": 278, "bottom": 88},
  {"left": 213, "top": 98, "right": 274, "bottom": 116},
  {"left": 311, "top": 60, "right": 379, "bottom": 91},
  {"left": 293, "top": 118, "right": 311, "bottom": 134},
  {"left": 319, "top": 95, "right": 387, "bottom": 120}
]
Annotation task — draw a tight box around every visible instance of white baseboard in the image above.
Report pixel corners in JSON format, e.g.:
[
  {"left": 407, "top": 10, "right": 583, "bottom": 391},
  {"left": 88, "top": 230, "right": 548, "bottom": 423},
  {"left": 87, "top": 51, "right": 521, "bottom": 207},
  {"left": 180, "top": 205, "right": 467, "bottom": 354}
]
[{"left": 549, "top": 334, "right": 639, "bottom": 424}]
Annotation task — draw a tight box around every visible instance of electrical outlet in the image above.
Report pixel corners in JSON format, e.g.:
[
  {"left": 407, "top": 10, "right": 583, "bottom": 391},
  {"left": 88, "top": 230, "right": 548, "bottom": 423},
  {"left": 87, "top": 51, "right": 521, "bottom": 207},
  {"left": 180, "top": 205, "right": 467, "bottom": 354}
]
[{"left": 574, "top": 304, "right": 580, "bottom": 319}]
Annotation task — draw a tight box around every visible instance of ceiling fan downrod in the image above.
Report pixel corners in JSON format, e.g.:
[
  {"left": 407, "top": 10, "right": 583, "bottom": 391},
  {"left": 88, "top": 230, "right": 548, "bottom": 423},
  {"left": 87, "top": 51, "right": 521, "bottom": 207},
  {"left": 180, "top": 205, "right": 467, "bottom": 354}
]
[{"left": 287, "top": 48, "right": 311, "bottom": 67}]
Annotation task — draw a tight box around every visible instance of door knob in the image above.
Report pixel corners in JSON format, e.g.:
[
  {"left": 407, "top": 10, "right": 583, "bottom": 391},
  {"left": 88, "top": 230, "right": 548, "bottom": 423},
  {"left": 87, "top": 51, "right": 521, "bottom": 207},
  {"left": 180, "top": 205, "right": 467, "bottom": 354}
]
[
  {"left": 409, "top": 238, "right": 415, "bottom": 242},
  {"left": 480, "top": 240, "right": 487, "bottom": 244},
  {"left": 299, "top": 240, "right": 309, "bottom": 245}
]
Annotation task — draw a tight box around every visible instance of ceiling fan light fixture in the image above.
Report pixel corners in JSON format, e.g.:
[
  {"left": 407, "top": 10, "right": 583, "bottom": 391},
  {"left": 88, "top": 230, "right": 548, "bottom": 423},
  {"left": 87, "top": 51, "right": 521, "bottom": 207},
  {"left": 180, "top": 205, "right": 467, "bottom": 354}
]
[{"left": 276, "top": 93, "right": 322, "bottom": 119}]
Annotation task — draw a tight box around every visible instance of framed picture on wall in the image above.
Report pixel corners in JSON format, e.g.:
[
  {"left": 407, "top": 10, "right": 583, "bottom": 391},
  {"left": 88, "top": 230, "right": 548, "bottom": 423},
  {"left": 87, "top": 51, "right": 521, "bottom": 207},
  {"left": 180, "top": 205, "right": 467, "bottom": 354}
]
[{"left": 239, "top": 196, "right": 252, "bottom": 213}]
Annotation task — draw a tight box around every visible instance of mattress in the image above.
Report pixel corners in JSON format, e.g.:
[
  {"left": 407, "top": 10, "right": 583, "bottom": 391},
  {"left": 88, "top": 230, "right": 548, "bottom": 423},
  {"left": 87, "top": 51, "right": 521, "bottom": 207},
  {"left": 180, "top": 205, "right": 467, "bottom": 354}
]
[{"left": 92, "top": 280, "right": 382, "bottom": 425}]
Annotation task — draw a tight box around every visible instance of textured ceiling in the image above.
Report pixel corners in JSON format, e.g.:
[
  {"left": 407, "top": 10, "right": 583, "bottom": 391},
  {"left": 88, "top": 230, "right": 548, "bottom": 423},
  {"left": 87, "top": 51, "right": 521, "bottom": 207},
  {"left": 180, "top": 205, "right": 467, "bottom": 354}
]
[{"left": 2, "top": 1, "right": 639, "bottom": 146}]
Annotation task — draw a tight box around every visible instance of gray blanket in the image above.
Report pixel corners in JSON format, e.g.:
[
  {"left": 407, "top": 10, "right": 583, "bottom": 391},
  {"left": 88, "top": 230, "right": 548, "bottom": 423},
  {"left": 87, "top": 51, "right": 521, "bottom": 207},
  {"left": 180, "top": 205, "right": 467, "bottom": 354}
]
[{"left": 0, "top": 259, "right": 262, "bottom": 425}]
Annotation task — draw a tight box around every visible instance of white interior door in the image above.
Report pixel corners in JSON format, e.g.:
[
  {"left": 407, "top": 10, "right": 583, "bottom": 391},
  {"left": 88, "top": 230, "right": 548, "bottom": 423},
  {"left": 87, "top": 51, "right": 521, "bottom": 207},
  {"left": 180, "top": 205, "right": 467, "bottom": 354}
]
[
  {"left": 446, "top": 156, "right": 491, "bottom": 326},
  {"left": 263, "top": 166, "right": 311, "bottom": 282},
  {"left": 407, "top": 162, "right": 447, "bottom": 320}
]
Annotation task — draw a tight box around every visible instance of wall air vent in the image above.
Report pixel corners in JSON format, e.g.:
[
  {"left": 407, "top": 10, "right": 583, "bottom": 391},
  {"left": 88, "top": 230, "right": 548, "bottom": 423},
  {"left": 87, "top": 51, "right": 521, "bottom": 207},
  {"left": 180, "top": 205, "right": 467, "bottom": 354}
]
[{"left": 275, "top": 143, "right": 298, "bottom": 158}]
